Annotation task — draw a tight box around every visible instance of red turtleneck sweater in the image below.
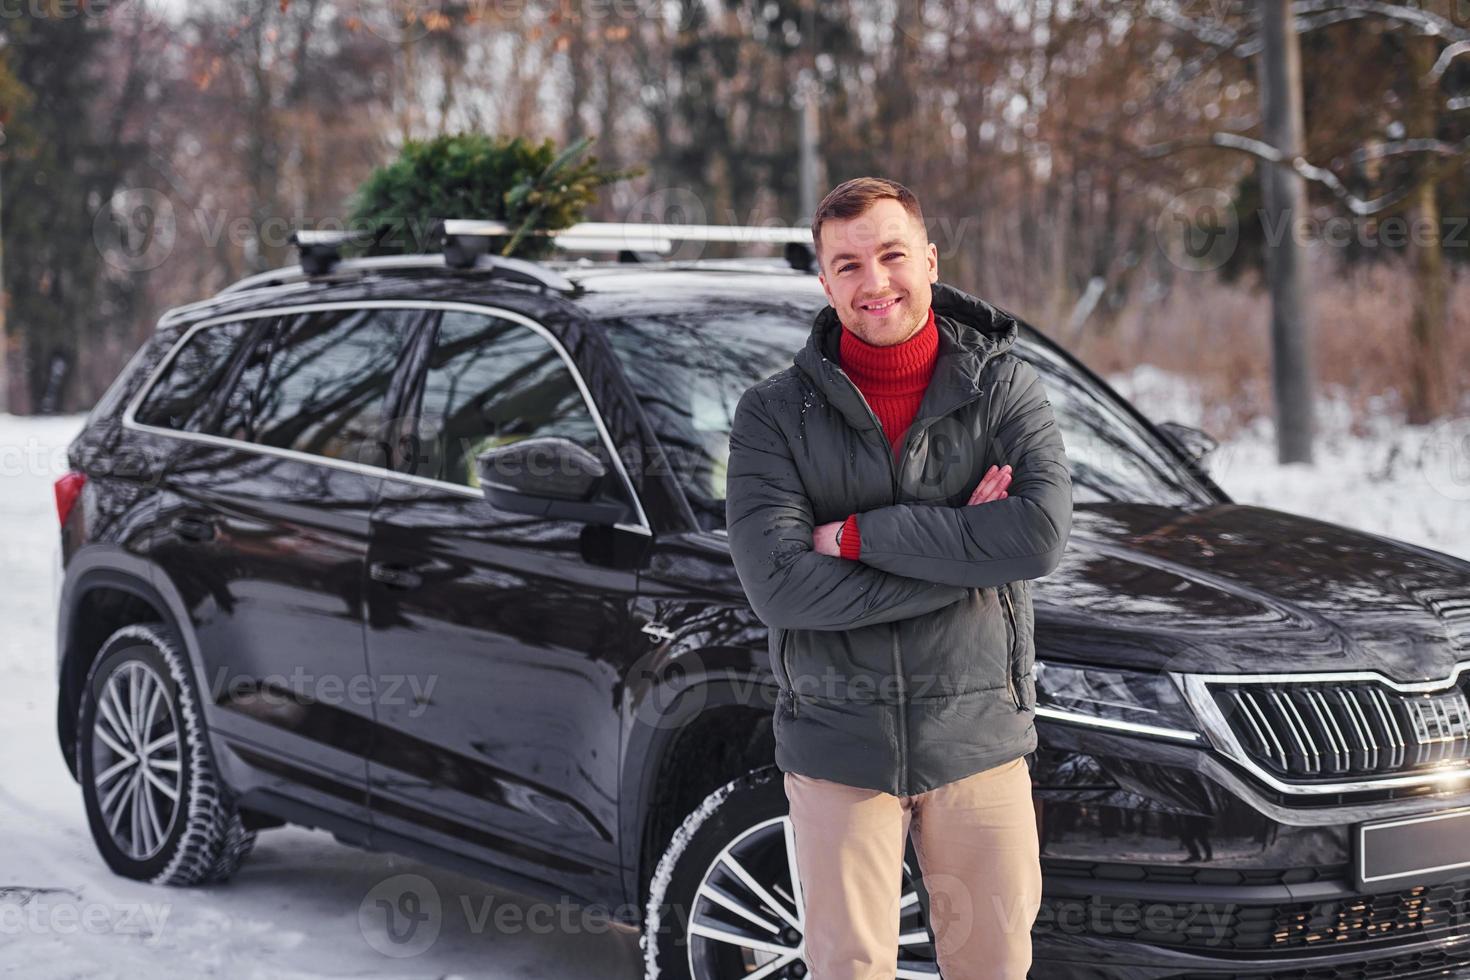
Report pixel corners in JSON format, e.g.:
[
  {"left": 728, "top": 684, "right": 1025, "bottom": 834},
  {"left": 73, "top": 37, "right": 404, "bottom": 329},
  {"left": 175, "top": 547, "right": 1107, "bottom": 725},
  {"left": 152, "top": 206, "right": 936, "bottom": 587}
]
[{"left": 837, "top": 305, "right": 940, "bottom": 560}]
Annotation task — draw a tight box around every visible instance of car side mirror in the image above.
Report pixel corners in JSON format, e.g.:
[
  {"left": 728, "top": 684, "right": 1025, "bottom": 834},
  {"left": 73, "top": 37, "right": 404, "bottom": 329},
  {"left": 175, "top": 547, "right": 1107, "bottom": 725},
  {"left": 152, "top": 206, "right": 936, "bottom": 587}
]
[
  {"left": 1157, "top": 420, "right": 1219, "bottom": 464},
  {"left": 475, "top": 436, "right": 630, "bottom": 526}
]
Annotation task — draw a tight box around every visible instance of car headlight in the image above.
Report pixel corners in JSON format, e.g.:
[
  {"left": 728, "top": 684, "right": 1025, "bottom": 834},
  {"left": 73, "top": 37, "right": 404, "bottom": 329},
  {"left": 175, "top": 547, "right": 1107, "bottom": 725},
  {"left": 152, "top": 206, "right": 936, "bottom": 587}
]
[{"left": 1033, "top": 660, "right": 1203, "bottom": 743}]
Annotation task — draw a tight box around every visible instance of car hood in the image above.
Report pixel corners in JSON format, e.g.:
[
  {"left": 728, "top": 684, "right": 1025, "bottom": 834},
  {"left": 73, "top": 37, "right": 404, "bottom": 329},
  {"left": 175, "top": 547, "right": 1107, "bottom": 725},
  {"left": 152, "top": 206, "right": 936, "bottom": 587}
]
[{"left": 1040, "top": 503, "right": 1470, "bottom": 683}]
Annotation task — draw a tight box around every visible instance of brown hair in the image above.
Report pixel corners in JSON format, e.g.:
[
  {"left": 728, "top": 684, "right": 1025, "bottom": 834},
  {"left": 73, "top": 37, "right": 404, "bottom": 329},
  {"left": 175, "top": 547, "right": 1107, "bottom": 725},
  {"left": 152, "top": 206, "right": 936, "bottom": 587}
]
[{"left": 810, "top": 177, "right": 927, "bottom": 267}]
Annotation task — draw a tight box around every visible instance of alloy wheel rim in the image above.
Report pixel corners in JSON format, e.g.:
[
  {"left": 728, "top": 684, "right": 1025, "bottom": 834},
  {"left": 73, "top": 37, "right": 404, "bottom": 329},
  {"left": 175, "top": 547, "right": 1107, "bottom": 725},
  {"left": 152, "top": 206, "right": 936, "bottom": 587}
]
[
  {"left": 686, "top": 814, "right": 938, "bottom": 978},
  {"left": 91, "top": 659, "right": 183, "bottom": 861}
]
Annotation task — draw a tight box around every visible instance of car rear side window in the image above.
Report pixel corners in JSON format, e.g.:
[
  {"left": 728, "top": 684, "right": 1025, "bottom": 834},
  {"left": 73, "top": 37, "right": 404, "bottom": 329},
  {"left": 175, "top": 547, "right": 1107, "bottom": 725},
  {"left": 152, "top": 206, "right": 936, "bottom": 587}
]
[
  {"left": 216, "top": 307, "right": 419, "bottom": 465},
  {"left": 132, "top": 320, "right": 254, "bottom": 432},
  {"left": 405, "top": 310, "right": 620, "bottom": 496}
]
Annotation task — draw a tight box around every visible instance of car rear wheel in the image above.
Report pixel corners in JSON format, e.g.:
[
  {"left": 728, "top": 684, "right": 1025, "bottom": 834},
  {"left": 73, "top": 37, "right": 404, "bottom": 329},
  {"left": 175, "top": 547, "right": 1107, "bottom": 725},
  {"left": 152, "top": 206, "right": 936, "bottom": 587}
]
[
  {"left": 77, "top": 622, "right": 256, "bottom": 885},
  {"left": 642, "top": 766, "right": 939, "bottom": 979}
]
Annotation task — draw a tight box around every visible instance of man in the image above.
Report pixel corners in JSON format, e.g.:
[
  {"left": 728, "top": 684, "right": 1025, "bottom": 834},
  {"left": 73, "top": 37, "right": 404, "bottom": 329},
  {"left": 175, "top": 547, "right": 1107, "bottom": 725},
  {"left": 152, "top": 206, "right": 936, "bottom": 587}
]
[{"left": 725, "top": 177, "right": 1073, "bottom": 979}]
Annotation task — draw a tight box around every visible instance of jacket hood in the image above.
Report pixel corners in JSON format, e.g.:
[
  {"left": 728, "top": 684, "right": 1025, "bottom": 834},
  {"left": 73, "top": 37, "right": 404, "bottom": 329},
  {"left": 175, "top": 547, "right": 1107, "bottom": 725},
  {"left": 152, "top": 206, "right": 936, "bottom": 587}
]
[{"left": 793, "top": 281, "right": 1021, "bottom": 434}]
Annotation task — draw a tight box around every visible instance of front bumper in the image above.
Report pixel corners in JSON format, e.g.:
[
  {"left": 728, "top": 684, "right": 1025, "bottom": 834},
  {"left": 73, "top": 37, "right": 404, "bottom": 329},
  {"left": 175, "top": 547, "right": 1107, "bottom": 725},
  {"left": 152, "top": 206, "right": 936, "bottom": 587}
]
[{"left": 1029, "top": 722, "right": 1470, "bottom": 978}]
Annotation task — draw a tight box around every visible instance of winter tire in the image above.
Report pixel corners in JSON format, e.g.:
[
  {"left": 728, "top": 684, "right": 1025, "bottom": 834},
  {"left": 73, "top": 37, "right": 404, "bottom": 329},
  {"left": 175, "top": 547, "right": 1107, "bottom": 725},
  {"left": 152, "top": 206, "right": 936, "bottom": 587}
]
[
  {"left": 642, "top": 766, "right": 938, "bottom": 979},
  {"left": 77, "top": 622, "right": 256, "bottom": 885}
]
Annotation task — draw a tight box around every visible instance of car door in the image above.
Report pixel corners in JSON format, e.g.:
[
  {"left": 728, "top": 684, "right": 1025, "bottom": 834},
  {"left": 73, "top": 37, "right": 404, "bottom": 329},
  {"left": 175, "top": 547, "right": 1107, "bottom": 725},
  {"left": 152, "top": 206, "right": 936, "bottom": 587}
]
[
  {"left": 143, "top": 305, "right": 425, "bottom": 823},
  {"left": 363, "top": 304, "right": 647, "bottom": 892}
]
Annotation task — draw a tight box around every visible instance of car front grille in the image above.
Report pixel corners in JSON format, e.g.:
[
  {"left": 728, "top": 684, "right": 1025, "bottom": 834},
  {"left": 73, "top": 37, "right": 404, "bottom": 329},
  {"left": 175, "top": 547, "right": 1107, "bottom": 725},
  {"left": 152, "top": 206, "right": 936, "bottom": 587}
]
[
  {"left": 1206, "top": 676, "right": 1470, "bottom": 781},
  {"left": 1039, "top": 880, "right": 1470, "bottom": 952}
]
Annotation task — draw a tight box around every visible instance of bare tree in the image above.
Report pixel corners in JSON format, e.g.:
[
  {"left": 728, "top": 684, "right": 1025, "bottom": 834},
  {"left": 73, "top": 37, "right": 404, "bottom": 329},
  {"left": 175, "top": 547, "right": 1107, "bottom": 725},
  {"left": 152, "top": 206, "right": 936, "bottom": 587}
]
[
  {"left": 1256, "top": 0, "right": 1316, "bottom": 462},
  {"left": 1144, "top": 0, "right": 1470, "bottom": 432}
]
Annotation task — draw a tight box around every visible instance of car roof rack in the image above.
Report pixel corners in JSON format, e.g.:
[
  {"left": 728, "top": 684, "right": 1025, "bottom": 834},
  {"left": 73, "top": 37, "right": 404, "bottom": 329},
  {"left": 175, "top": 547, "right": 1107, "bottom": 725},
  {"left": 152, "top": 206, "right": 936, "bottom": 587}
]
[
  {"left": 288, "top": 228, "right": 377, "bottom": 276},
  {"left": 436, "top": 219, "right": 815, "bottom": 268},
  {"left": 438, "top": 219, "right": 673, "bottom": 264},
  {"left": 219, "top": 238, "right": 576, "bottom": 297},
  {"left": 217, "top": 219, "right": 816, "bottom": 296}
]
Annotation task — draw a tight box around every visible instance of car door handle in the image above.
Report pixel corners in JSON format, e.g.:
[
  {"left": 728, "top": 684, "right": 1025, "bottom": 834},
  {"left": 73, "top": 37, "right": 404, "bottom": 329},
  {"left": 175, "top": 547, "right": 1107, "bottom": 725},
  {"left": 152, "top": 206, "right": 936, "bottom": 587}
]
[
  {"left": 370, "top": 562, "right": 423, "bottom": 590},
  {"left": 170, "top": 515, "right": 216, "bottom": 542}
]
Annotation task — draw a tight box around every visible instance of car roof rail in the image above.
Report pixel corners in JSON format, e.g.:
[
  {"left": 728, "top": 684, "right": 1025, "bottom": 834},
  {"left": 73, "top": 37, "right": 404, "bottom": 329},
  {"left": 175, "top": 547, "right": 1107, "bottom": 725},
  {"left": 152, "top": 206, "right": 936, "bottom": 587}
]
[
  {"left": 437, "top": 219, "right": 817, "bottom": 270},
  {"left": 218, "top": 233, "right": 577, "bottom": 298},
  {"left": 216, "top": 218, "right": 817, "bottom": 296}
]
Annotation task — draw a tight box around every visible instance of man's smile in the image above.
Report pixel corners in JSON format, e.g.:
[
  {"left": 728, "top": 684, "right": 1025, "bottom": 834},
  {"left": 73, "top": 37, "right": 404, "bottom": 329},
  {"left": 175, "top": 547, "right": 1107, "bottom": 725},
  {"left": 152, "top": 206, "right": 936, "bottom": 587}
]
[{"left": 860, "top": 296, "right": 902, "bottom": 316}]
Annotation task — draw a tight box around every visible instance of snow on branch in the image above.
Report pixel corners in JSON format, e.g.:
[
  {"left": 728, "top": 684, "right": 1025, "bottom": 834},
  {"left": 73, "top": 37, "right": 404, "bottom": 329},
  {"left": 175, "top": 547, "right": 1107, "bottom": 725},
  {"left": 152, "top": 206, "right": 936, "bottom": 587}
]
[
  {"left": 1429, "top": 39, "right": 1470, "bottom": 81},
  {"left": 1137, "top": 130, "right": 1470, "bottom": 215},
  {"left": 1290, "top": 0, "right": 1470, "bottom": 41},
  {"left": 1148, "top": 0, "right": 1470, "bottom": 56}
]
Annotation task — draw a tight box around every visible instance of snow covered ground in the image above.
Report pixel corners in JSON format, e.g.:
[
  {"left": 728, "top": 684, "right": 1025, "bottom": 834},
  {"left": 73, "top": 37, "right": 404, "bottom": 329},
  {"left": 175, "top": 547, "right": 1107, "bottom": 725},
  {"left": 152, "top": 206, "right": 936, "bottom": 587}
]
[
  {"left": 0, "top": 372, "right": 1465, "bottom": 977},
  {"left": 1109, "top": 366, "right": 1470, "bottom": 563}
]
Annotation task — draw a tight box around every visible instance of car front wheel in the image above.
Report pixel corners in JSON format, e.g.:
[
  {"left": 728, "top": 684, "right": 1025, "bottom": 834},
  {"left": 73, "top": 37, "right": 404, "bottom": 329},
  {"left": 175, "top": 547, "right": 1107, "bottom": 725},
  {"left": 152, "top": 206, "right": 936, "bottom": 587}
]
[{"left": 642, "top": 766, "right": 938, "bottom": 979}]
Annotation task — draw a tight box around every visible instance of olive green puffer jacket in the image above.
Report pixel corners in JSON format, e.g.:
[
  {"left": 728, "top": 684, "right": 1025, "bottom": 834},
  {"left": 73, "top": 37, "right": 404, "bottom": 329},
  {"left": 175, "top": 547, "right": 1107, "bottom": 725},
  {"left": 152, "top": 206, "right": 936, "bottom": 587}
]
[{"left": 725, "top": 281, "right": 1073, "bottom": 797}]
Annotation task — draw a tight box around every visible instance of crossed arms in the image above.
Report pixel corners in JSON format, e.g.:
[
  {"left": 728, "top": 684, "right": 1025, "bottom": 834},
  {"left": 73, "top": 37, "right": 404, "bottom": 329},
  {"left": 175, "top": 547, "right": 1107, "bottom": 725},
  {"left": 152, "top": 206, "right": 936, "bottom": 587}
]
[{"left": 724, "top": 359, "right": 1073, "bottom": 632}]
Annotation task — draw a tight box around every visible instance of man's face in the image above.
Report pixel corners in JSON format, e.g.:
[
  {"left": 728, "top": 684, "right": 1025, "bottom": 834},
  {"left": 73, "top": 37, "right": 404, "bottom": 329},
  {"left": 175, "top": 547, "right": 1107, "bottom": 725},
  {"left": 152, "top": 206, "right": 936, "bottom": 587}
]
[{"left": 817, "top": 197, "right": 939, "bottom": 347}]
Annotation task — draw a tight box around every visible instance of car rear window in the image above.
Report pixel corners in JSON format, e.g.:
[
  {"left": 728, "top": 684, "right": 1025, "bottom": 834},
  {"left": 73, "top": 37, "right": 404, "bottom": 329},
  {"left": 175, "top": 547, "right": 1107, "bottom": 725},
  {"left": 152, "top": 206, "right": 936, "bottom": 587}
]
[{"left": 132, "top": 320, "right": 255, "bottom": 432}]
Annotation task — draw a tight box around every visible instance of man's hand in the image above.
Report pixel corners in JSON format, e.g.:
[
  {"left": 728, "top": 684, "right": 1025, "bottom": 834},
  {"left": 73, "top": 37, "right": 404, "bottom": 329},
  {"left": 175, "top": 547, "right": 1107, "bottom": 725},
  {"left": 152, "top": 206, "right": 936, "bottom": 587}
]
[
  {"left": 811, "top": 465, "right": 1012, "bottom": 556},
  {"left": 968, "top": 464, "right": 1011, "bottom": 505},
  {"left": 812, "top": 520, "right": 844, "bottom": 557}
]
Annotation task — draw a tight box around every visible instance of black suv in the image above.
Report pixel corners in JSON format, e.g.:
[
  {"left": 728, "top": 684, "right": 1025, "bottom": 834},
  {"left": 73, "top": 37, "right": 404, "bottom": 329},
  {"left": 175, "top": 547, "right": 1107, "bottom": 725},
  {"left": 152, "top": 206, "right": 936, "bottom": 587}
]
[{"left": 55, "top": 226, "right": 1470, "bottom": 979}]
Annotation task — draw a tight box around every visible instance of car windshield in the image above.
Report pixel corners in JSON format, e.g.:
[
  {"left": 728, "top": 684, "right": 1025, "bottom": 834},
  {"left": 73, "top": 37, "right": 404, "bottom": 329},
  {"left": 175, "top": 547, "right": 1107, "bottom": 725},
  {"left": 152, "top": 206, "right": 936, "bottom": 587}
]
[
  {"left": 602, "top": 306, "right": 1213, "bottom": 532},
  {"left": 1011, "top": 341, "right": 1215, "bottom": 509}
]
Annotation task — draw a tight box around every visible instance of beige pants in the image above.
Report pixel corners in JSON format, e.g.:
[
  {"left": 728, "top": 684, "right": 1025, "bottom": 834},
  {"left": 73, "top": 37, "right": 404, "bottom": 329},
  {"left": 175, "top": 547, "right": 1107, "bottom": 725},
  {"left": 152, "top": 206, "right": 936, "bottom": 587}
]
[{"left": 784, "top": 756, "right": 1042, "bottom": 980}]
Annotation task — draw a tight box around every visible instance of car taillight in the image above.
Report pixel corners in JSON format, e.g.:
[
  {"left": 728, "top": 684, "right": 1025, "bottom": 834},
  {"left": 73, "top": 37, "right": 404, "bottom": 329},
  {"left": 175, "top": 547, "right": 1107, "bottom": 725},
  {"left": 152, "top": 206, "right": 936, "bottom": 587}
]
[{"left": 55, "top": 471, "right": 87, "bottom": 527}]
